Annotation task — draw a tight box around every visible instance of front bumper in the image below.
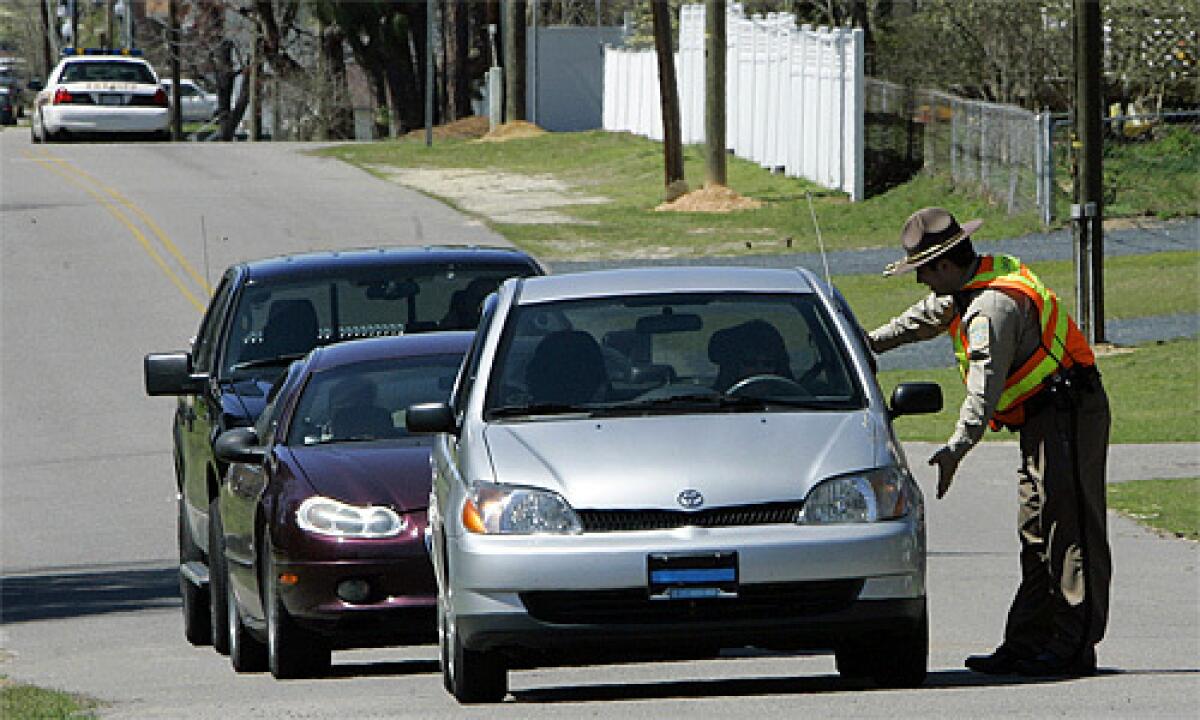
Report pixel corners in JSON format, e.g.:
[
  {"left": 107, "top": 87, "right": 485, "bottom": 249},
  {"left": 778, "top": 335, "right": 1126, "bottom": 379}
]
[
  {"left": 447, "top": 518, "right": 925, "bottom": 657},
  {"left": 275, "top": 554, "right": 438, "bottom": 647}
]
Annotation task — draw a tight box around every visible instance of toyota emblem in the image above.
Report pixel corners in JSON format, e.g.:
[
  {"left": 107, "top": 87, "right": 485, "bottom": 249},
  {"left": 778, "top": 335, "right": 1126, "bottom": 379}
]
[{"left": 677, "top": 489, "right": 704, "bottom": 510}]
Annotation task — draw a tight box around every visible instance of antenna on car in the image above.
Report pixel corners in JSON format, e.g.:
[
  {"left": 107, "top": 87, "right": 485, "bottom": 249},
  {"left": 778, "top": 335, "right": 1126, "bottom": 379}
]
[
  {"left": 805, "top": 191, "right": 832, "bottom": 287},
  {"left": 200, "top": 214, "right": 211, "bottom": 292}
]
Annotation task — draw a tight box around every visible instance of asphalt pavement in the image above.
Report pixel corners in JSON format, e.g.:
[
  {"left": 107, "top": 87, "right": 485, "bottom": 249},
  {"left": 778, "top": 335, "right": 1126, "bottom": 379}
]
[{"left": 1, "top": 134, "right": 1196, "bottom": 719}]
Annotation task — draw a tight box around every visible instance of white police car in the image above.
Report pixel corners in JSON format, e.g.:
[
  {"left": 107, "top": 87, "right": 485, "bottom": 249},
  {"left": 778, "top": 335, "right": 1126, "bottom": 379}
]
[{"left": 31, "top": 49, "right": 169, "bottom": 143}]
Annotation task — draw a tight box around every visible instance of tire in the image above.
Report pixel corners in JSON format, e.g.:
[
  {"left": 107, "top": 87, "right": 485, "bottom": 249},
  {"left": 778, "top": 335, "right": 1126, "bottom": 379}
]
[
  {"left": 264, "top": 534, "right": 331, "bottom": 679},
  {"left": 208, "top": 500, "right": 231, "bottom": 655},
  {"left": 437, "top": 592, "right": 453, "bottom": 693},
  {"left": 177, "top": 499, "right": 211, "bottom": 647},
  {"left": 227, "top": 570, "right": 268, "bottom": 672},
  {"left": 441, "top": 593, "right": 506, "bottom": 703},
  {"left": 868, "top": 603, "right": 929, "bottom": 689}
]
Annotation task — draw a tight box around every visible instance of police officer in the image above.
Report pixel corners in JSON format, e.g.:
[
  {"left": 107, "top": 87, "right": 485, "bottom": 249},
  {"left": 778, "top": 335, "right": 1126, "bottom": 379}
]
[{"left": 869, "top": 207, "right": 1111, "bottom": 677}]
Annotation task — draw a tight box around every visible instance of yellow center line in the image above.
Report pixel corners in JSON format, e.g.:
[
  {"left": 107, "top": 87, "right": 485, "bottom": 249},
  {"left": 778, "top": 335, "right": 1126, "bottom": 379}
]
[
  {"left": 24, "top": 149, "right": 207, "bottom": 313},
  {"left": 59, "top": 160, "right": 214, "bottom": 296}
]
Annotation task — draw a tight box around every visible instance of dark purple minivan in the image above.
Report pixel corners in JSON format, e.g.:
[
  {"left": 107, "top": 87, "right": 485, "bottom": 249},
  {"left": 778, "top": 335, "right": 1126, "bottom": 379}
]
[{"left": 212, "top": 331, "right": 473, "bottom": 678}]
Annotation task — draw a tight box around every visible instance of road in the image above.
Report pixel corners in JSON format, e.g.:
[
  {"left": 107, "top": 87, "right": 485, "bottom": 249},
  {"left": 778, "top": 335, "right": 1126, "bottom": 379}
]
[{"left": 2, "top": 131, "right": 1197, "bottom": 719}]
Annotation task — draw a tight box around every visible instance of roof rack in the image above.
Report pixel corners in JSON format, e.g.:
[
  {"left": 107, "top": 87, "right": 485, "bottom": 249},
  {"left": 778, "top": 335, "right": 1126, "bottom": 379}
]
[{"left": 61, "top": 47, "right": 144, "bottom": 57}]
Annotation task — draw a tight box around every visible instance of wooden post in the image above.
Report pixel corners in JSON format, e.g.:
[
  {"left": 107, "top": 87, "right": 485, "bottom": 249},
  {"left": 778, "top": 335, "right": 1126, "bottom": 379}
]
[{"left": 705, "top": 0, "right": 727, "bottom": 187}]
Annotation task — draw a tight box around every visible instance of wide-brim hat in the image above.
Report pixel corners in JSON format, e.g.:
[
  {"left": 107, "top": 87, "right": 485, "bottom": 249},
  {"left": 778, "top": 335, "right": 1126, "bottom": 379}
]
[{"left": 883, "top": 207, "right": 983, "bottom": 276}]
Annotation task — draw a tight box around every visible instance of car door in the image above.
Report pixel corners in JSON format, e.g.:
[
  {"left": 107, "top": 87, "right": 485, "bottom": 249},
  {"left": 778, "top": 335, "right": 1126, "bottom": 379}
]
[
  {"left": 430, "top": 296, "right": 499, "bottom": 586},
  {"left": 222, "top": 361, "right": 303, "bottom": 619},
  {"left": 179, "top": 271, "right": 237, "bottom": 542}
]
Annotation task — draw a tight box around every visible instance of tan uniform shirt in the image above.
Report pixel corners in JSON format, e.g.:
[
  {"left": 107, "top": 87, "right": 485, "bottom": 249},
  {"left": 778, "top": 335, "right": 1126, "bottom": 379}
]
[{"left": 869, "top": 285, "right": 1043, "bottom": 460}]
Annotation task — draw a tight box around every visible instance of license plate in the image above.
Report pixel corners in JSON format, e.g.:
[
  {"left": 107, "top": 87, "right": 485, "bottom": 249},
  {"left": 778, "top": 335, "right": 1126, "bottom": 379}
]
[
  {"left": 647, "top": 551, "right": 738, "bottom": 600},
  {"left": 99, "top": 95, "right": 124, "bottom": 106}
]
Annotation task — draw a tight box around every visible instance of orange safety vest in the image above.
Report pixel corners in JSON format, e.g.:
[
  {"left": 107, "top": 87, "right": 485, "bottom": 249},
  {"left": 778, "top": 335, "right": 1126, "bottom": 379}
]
[{"left": 948, "top": 255, "right": 1095, "bottom": 429}]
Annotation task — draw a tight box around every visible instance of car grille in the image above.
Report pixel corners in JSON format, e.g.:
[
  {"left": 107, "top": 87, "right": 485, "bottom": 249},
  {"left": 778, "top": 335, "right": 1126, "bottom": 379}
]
[
  {"left": 576, "top": 501, "right": 804, "bottom": 532},
  {"left": 520, "top": 580, "right": 863, "bottom": 625}
]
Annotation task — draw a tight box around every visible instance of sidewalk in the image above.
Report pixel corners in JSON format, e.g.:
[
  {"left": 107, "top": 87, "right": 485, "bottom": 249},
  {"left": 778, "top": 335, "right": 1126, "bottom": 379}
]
[{"left": 904, "top": 441, "right": 1200, "bottom": 483}]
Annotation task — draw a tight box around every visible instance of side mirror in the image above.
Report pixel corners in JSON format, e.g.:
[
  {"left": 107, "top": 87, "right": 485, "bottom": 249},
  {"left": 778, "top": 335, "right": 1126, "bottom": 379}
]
[
  {"left": 214, "top": 427, "right": 265, "bottom": 465},
  {"left": 144, "top": 352, "right": 205, "bottom": 396},
  {"left": 889, "top": 382, "right": 943, "bottom": 418},
  {"left": 405, "top": 402, "right": 457, "bottom": 435}
]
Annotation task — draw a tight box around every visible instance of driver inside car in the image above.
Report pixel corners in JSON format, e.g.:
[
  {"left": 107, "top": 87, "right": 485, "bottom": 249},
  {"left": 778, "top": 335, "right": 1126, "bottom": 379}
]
[{"left": 709, "top": 319, "right": 794, "bottom": 392}]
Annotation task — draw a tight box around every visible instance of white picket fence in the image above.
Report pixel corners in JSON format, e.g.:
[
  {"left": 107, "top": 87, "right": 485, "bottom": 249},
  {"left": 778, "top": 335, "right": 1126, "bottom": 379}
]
[{"left": 603, "top": 3, "right": 864, "bottom": 201}]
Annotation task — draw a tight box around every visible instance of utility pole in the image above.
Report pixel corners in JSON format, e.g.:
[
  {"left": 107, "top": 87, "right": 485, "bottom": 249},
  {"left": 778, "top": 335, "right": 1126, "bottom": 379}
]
[
  {"left": 651, "top": 0, "right": 686, "bottom": 200},
  {"left": 1072, "top": 0, "right": 1105, "bottom": 342},
  {"left": 39, "top": 0, "right": 52, "bottom": 75},
  {"left": 168, "top": 0, "right": 182, "bottom": 140},
  {"left": 105, "top": 0, "right": 114, "bottom": 50},
  {"left": 705, "top": 0, "right": 727, "bottom": 187},
  {"left": 503, "top": 0, "right": 526, "bottom": 122}
]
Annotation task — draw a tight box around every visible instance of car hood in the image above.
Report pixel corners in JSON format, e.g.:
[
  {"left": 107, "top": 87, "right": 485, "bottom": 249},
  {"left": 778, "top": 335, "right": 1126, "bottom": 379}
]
[
  {"left": 290, "top": 440, "right": 433, "bottom": 512},
  {"left": 482, "top": 411, "right": 884, "bottom": 510}
]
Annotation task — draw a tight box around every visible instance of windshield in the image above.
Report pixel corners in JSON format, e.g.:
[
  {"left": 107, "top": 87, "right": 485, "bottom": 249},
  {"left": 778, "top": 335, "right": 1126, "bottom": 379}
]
[
  {"left": 220, "top": 264, "right": 529, "bottom": 381},
  {"left": 61, "top": 60, "right": 156, "bottom": 85},
  {"left": 287, "top": 354, "right": 464, "bottom": 446},
  {"left": 484, "top": 292, "right": 864, "bottom": 419}
]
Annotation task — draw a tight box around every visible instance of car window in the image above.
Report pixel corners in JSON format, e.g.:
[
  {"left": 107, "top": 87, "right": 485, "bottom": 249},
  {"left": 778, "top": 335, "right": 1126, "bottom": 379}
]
[
  {"left": 484, "top": 292, "right": 864, "bottom": 416},
  {"left": 256, "top": 361, "right": 306, "bottom": 445},
  {"left": 287, "top": 354, "right": 464, "bottom": 446},
  {"left": 61, "top": 60, "right": 156, "bottom": 84},
  {"left": 219, "top": 264, "right": 532, "bottom": 381},
  {"left": 450, "top": 293, "right": 498, "bottom": 418},
  {"left": 191, "top": 274, "right": 235, "bottom": 374}
]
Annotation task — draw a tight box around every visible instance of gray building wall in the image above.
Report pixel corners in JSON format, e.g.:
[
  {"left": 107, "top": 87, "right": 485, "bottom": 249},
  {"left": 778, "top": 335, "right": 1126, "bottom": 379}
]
[{"left": 528, "top": 26, "right": 625, "bottom": 132}]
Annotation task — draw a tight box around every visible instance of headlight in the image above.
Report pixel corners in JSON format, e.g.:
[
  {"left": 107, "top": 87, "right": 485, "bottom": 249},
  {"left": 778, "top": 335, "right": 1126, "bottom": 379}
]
[
  {"left": 462, "top": 482, "right": 581, "bottom": 535},
  {"left": 296, "top": 496, "right": 407, "bottom": 538},
  {"left": 798, "top": 467, "right": 911, "bottom": 524}
]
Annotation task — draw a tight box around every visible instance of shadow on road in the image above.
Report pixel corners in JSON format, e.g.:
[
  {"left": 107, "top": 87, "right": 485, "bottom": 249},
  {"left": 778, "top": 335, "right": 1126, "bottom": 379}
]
[
  {"left": 510, "top": 668, "right": 1110, "bottom": 704},
  {"left": 327, "top": 659, "right": 441, "bottom": 679},
  {"left": 1, "top": 564, "right": 178, "bottom": 624}
]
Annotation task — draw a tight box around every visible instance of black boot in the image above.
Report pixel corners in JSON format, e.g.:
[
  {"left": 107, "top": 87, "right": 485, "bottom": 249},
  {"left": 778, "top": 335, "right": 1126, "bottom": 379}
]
[
  {"left": 1014, "top": 646, "right": 1097, "bottom": 677},
  {"left": 964, "top": 646, "right": 1026, "bottom": 675}
]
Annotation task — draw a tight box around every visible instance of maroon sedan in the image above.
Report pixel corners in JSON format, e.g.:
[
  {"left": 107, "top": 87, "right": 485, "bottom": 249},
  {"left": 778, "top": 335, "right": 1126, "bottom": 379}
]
[{"left": 211, "top": 331, "right": 473, "bottom": 678}]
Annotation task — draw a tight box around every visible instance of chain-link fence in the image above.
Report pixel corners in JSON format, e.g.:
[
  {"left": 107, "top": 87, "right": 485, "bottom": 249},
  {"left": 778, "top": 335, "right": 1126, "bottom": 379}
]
[{"left": 865, "top": 79, "right": 1044, "bottom": 215}]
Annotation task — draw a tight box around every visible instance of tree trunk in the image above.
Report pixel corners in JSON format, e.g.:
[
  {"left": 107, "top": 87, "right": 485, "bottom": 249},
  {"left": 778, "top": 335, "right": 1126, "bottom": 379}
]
[
  {"left": 652, "top": 0, "right": 687, "bottom": 200},
  {"left": 447, "top": 0, "right": 472, "bottom": 120},
  {"left": 323, "top": 26, "right": 353, "bottom": 139},
  {"left": 504, "top": 0, "right": 527, "bottom": 122}
]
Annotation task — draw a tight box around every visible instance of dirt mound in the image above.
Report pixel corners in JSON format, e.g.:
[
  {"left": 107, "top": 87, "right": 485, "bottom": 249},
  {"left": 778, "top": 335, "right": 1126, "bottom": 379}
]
[
  {"left": 655, "top": 184, "right": 765, "bottom": 213},
  {"left": 404, "top": 115, "right": 491, "bottom": 140},
  {"left": 478, "top": 120, "right": 546, "bottom": 142}
]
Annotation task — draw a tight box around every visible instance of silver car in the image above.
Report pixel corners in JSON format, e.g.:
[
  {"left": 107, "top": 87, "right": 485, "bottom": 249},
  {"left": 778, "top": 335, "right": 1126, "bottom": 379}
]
[{"left": 407, "top": 267, "right": 942, "bottom": 703}]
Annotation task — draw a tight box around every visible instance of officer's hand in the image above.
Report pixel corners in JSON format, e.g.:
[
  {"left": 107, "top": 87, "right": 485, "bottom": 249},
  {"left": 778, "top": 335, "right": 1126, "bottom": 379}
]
[{"left": 928, "top": 446, "right": 960, "bottom": 499}]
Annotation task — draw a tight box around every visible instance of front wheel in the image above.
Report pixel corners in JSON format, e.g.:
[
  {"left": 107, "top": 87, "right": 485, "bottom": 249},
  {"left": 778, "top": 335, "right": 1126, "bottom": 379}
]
[
  {"left": 177, "top": 499, "right": 211, "bottom": 646},
  {"left": 227, "top": 568, "right": 267, "bottom": 673},
  {"left": 837, "top": 603, "right": 928, "bottom": 688},
  {"left": 441, "top": 595, "right": 507, "bottom": 703},
  {"left": 264, "top": 534, "right": 331, "bottom": 679}
]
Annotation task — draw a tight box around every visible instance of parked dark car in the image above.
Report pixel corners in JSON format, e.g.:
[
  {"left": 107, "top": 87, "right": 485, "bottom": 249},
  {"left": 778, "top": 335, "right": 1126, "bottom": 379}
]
[
  {"left": 144, "top": 246, "right": 544, "bottom": 650},
  {"left": 0, "top": 87, "right": 15, "bottom": 125},
  {"left": 212, "top": 332, "right": 473, "bottom": 678}
]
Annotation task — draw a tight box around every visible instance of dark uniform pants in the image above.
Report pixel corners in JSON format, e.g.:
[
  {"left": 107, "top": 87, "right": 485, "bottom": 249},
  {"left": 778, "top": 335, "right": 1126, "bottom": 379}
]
[{"left": 1004, "top": 381, "right": 1112, "bottom": 658}]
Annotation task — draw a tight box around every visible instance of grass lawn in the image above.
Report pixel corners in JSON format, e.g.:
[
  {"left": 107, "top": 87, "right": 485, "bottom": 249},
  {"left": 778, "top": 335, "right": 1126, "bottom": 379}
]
[
  {"left": 879, "top": 337, "right": 1200, "bottom": 444},
  {"left": 1108, "top": 477, "right": 1200, "bottom": 540},
  {"left": 324, "top": 131, "right": 1048, "bottom": 261},
  {"left": 0, "top": 677, "right": 97, "bottom": 719},
  {"left": 323, "top": 127, "right": 1196, "bottom": 263}
]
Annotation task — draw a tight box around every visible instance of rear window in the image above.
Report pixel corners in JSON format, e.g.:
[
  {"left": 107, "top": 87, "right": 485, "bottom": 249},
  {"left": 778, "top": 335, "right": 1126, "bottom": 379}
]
[
  {"left": 61, "top": 61, "right": 156, "bottom": 84},
  {"left": 220, "top": 263, "right": 534, "bottom": 380}
]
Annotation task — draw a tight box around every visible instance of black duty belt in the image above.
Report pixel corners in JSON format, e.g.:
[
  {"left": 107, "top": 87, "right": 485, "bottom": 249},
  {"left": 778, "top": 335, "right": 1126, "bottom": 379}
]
[{"left": 1024, "top": 364, "right": 1102, "bottom": 418}]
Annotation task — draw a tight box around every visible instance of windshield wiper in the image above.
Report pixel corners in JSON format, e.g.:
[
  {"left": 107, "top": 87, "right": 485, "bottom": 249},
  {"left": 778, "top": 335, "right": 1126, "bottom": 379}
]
[
  {"left": 230, "top": 352, "right": 308, "bottom": 371},
  {"left": 598, "top": 393, "right": 835, "bottom": 414},
  {"left": 487, "top": 402, "right": 595, "bottom": 419}
]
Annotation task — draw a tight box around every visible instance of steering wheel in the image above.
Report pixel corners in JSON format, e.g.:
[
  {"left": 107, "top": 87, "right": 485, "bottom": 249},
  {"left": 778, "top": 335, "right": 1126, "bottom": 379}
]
[{"left": 725, "top": 374, "right": 809, "bottom": 398}]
